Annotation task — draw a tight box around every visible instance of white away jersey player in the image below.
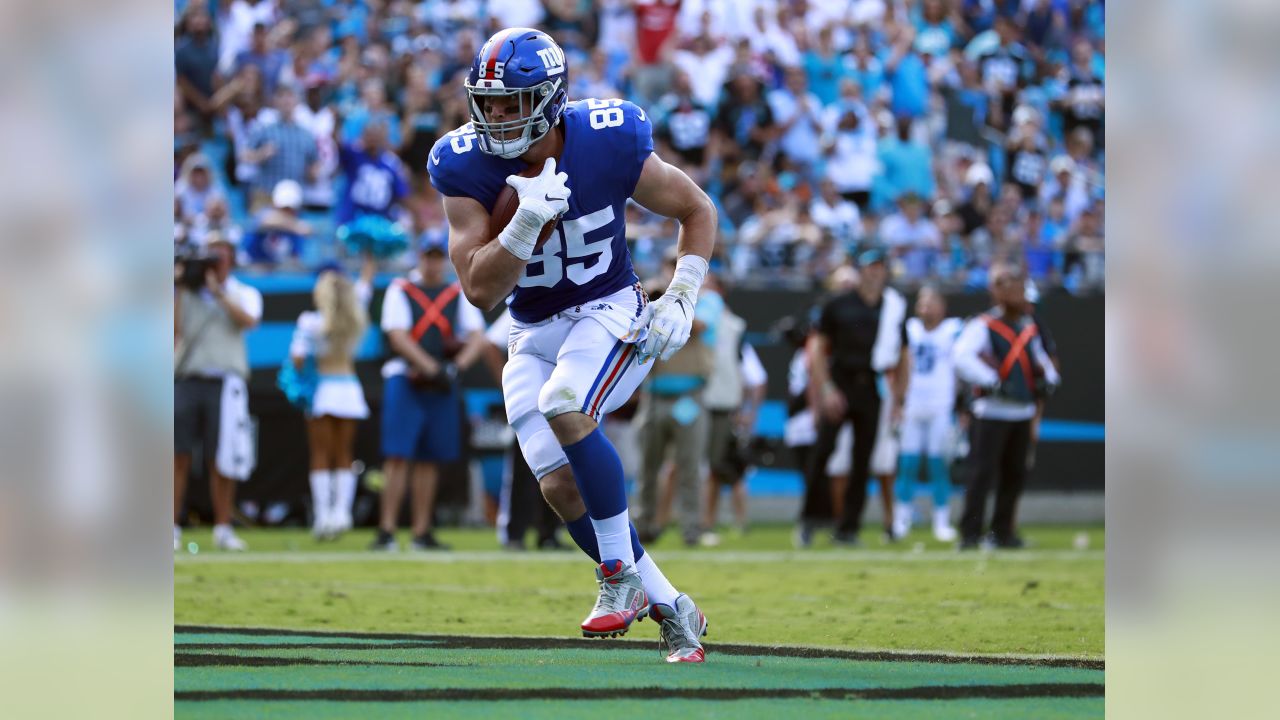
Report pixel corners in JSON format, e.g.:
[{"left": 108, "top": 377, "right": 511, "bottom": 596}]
[
  {"left": 428, "top": 98, "right": 652, "bottom": 323},
  {"left": 905, "top": 317, "right": 964, "bottom": 413},
  {"left": 901, "top": 316, "right": 964, "bottom": 456}
]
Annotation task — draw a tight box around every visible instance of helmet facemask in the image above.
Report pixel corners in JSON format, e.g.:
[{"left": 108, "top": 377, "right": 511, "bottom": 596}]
[{"left": 465, "top": 79, "right": 563, "bottom": 159}]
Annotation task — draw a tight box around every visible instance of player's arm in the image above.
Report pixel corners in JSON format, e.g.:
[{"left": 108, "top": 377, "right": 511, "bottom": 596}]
[
  {"left": 445, "top": 194, "right": 527, "bottom": 311},
  {"left": 952, "top": 319, "right": 999, "bottom": 389},
  {"left": 889, "top": 320, "right": 911, "bottom": 421},
  {"left": 888, "top": 344, "right": 911, "bottom": 424},
  {"left": 447, "top": 158, "right": 570, "bottom": 311},
  {"left": 628, "top": 153, "right": 718, "bottom": 361},
  {"left": 806, "top": 331, "right": 845, "bottom": 422},
  {"left": 631, "top": 153, "right": 716, "bottom": 262}
]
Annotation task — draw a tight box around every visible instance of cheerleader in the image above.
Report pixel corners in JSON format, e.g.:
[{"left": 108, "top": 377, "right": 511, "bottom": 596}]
[{"left": 289, "top": 263, "right": 373, "bottom": 538}]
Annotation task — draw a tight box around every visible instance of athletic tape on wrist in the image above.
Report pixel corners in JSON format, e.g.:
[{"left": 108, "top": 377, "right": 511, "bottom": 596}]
[
  {"left": 668, "top": 254, "right": 709, "bottom": 303},
  {"left": 497, "top": 206, "right": 546, "bottom": 261}
]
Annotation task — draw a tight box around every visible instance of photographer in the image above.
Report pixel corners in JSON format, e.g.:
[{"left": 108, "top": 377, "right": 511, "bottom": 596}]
[
  {"left": 174, "top": 233, "right": 263, "bottom": 552},
  {"left": 371, "top": 235, "right": 486, "bottom": 552},
  {"left": 953, "top": 262, "right": 1061, "bottom": 549}
]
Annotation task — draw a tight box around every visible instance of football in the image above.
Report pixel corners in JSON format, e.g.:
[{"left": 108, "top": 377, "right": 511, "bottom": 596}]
[{"left": 489, "top": 164, "right": 558, "bottom": 250}]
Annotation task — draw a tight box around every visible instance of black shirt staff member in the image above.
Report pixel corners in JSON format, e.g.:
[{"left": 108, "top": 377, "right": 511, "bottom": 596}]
[
  {"left": 798, "top": 249, "right": 909, "bottom": 547},
  {"left": 953, "top": 262, "right": 1061, "bottom": 549}
]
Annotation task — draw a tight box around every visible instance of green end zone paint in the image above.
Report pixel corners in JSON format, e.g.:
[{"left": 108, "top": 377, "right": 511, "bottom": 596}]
[{"left": 175, "top": 626, "right": 1104, "bottom": 719}]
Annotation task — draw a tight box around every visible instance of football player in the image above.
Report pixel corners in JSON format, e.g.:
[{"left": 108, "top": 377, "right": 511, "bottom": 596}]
[
  {"left": 428, "top": 29, "right": 714, "bottom": 663},
  {"left": 894, "top": 286, "right": 964, "bottom": 542}
]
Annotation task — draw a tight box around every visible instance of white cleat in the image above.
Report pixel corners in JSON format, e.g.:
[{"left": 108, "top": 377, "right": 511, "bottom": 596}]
[
  {"left": 649, "top": 593, "right": 708, "bottom": 663},
  {"left": 932, "top": 508, "right": 957, "bottom": 543},
  {"left": 213, "top": 525, "right": 248, "bottom": 552},
  {"left": 893, "top": 502, "right": 913, "bottom": 539},
  {"left": 330, "top": 508, "right": 353, "bottom": 536}
]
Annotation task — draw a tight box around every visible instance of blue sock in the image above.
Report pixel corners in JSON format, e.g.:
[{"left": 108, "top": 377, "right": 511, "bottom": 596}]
[
  {"left": 562, "top": 428, "right": 628, "bottom": 520},
  {"left": 928, "top": 456, "right": 951, "bottom": 507},
  {"left": 564, "top": 513, "right": 645, "bottom": 565},
  {"left": 897, "top": 453, "right": 921, "bottom": 503}
]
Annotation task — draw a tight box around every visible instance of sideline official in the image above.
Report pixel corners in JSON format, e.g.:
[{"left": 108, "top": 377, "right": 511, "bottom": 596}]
[{"left": 953, "top": 262, "right": 1061, "bottom": 549}]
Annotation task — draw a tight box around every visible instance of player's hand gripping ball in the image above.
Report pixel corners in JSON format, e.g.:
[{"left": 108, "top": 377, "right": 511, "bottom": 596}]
[
  {"left": 490, "top": 157, "right": 569, "bottom": 250},
  {"left": 630, "top": 286, "right": 696, "bottom": 363}
]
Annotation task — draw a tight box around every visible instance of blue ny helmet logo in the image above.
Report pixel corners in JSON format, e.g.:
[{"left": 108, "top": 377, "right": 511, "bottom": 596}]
[{"left": 535, "top": 46, "right": 565, "bottom": 76}]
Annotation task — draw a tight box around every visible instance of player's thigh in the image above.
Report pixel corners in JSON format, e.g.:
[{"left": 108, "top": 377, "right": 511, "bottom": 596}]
[
  {"left": 504, "top": 352, "right": 570, "bottom": 479},
  {"left": 538, "top": 317, "right": 650, "bottom": 421},
  {"left": 899, "top": 413, "right": 927, "bottom": 455},
  {"left": 927, "top": 412, "right": 955, "bottom": 458},
  {"left": 503, "top": 351, "right": 554, "bottom": 424}
]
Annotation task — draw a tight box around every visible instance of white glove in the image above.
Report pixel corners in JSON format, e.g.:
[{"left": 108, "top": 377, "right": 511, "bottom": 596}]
[
  {"left": 498, "top": 158, "right": 570, "bottom": 261},
  {"left": 629, "top": 255, "right": 709, "bottom": 362},
  {"left": 506, "top": 157, "right": 570, "bottom": 225}
]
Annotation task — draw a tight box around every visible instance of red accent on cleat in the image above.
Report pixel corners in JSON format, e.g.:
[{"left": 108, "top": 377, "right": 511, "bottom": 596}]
[
  {"left": 580, "top": 610, "right": 637, "bottom": 636},
  {"left": 667, "top": 648, "right": 706, "bottom": 663}
]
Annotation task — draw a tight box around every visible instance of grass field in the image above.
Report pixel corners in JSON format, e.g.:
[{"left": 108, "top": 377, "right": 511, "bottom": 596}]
[{"left": 174, "top": 523, "right": 1104, "bottom": 718}]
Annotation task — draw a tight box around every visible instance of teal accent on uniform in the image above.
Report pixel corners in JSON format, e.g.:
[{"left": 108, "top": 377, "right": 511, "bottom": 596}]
[
  {"left": 649, "top": 375, "right": 705, "bottom": 396},
  {"left": 927, "top": 456, "right": 951, "bottom": 507},
  {"left": 896, "top": 453, "right": 922, "bottom": 502},
  {"left": 318, "top": 374, "right": 360, "bottom": 382}
]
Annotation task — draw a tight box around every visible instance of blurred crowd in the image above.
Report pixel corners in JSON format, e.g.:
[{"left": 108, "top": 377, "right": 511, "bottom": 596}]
[{"left": 175, "top": 0, "right": 1105, "bottom": 293}]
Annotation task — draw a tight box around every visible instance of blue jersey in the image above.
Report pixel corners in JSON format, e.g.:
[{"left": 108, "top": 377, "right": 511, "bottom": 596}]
[
  {"left": 427, "top": 98, "right": 653, "bottom": 323},
  {"left": 337, "top": 144, "right": 409, "bottom": 226}
]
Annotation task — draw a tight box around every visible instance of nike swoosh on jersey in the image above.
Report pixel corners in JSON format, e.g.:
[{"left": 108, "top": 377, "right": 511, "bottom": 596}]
[
  {"left": 430, "top": 150, "right": 442, "bottom": 165},
  {"left": 637, "top": 108, "right": 646, "bottom": 121}
]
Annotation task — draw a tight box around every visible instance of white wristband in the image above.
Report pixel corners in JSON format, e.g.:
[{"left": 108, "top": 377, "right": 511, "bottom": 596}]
[
  {"left": 667, "top": 254, "right": 709, "bottom": 300},
  {"left": 496, "top": 206, "right": 546, "bottom": 261}
]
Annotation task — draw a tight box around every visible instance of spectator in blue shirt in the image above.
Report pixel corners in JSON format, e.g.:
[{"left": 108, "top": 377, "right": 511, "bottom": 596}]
[
  {"left": 883, "top": 26, "right": 929, "bottom": 119},
  {"left": 245, "top": 85, "right": 319, "bottom": 211},
  {"left": 803, "top": 26, "right": 847, "bottom": 107},
  {"left": 875, "top": 117, "right": 936, "bottom": 211},
  {"left": 340, "top": 78, "right": 402, "bottom": 149},
  {"left": 845, "top": 36, "right": 886, "bottom": 103},
  {"left": 175, "top": 6, "right": 220, "bottom": 129},
  {"left": 234, "top": 23, "right": 288, "bottom": 97},
  {"left": 769, "top": 67, "right": 826, "bottom": 176},
  {"left": 242, "top": 179, "right": 312, "bottom": 267},
  {"left": 912, "top": 0, "right": 957, "bottom": 58},
  {"left": 336, "top": 120, "right": 409, "bottom": 227}
]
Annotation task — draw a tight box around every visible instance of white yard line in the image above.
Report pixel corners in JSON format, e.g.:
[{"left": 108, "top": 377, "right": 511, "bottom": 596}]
[{"left": 175, "top": 549, "right": 1103, "bottom": 565}]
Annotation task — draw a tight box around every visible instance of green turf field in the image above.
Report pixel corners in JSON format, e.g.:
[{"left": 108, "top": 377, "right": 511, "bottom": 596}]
[{"left": 174, "top": 523, "right": 1104, "bottom": 718}]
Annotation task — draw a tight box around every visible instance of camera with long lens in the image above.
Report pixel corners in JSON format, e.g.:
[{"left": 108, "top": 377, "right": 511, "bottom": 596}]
[{"left": 175, "top": 252, "right": 215, "bottom": 291}]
